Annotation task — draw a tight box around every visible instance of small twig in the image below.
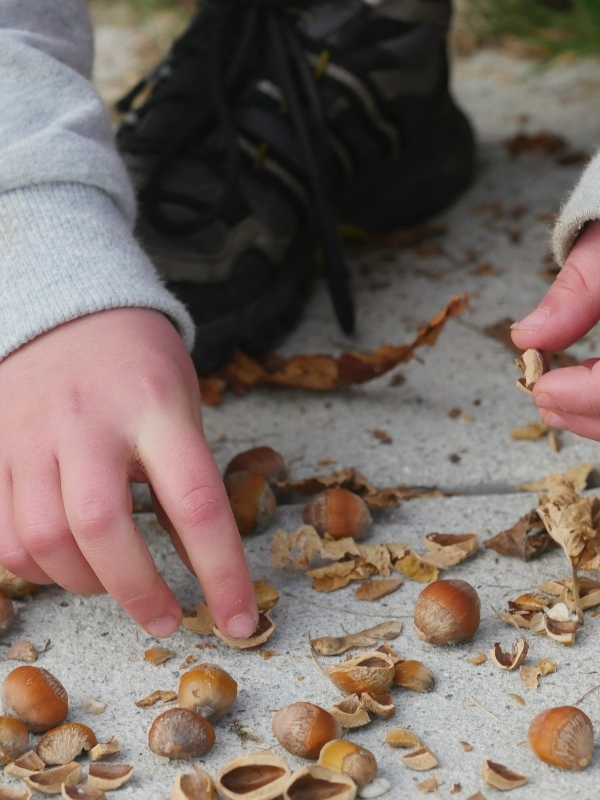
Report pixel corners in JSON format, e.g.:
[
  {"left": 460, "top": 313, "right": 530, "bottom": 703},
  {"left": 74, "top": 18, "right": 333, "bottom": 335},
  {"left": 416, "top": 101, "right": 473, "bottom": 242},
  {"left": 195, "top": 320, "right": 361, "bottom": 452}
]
[
  {"left": 574, "top": 683, "right": 600, "bottom": 707},
  {"left": 469, "top": 696, "right": 501, "bottom": 722}
]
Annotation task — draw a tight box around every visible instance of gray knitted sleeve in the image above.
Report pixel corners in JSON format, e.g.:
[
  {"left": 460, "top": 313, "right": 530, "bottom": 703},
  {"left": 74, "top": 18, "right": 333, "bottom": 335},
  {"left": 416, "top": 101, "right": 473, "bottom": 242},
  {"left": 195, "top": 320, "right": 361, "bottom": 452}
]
[
  {"left": 553, "top": 148, "right": 600, "bottom": 265},
  {"left": 0, "top": 0, "right": 195, "bottom": 362}
]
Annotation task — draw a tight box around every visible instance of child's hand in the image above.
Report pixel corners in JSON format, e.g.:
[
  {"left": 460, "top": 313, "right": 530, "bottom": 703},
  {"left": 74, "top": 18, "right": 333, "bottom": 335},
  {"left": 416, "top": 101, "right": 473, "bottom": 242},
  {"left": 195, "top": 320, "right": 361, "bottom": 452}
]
[
  {"left": 511, "top": 219, "right": 600, "bottom": 441},
  {"left": 0, "top": 308, "right": 258, "bottom": 639}
]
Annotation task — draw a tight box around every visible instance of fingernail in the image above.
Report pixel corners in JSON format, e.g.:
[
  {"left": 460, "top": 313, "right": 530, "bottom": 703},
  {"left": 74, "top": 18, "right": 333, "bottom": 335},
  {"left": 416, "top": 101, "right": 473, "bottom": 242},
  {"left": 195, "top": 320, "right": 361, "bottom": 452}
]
[
  {"left": 535, "top": 393, "right": 556, "bottom": 410},
  {"left": 145, "top": 615, "right": 180, "bottom": 638},
  {"left": 511, "top": 308, "right": 550, "bottom": 330},
  {"left": 540, "top": 411, "right": 565, "bottom": 428},
  {"left": 225, "top": 612, "right": 257, "bottom": 639}
]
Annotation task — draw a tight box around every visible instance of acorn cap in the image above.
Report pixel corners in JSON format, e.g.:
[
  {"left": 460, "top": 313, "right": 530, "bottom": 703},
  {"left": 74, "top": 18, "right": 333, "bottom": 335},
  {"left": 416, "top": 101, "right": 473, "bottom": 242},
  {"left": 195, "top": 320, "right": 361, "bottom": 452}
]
[{"left": 216, "top": 752, "right": 290, "bottom": 800}]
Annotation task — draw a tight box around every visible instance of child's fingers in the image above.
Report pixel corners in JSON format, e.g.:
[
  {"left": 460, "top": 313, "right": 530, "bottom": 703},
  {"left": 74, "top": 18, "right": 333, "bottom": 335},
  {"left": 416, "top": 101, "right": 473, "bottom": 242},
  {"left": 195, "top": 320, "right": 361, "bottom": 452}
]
[
  {"left": 149, "top": 488, "right": 195, "bottom": 575},
  {"left": 60, "top": 434, "right": 183, "bottom": 637},
  {"left": 533, "top": 361, "right": 600, "bottom": 418},
  {"left": 139, "top": 418, "right": 258, "bottom": 640},
  {"left": 12, "top": 459, "right": 105, "bottom": 595},
  {"left": 538, "top": 407, "right": 600, "bottom": 443},
  {"left": 511, "top": 219, "right": 600, "bottom": 352}
]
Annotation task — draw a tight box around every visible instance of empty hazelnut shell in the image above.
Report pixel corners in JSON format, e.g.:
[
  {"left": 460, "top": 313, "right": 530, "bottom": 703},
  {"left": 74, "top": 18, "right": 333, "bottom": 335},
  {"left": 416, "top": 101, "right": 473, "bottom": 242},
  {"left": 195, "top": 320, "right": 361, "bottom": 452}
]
[
  {"left": 528, "top": 706, "right": 593, "bottom": 770},
  {"left": 61, "top": 786, "right": 106, "bottom": 800},
  {"left": 173, "top": 764, "right": 217, "bottom": 800},
  {"left": 178, "top": 663, "right": 237, "bottom": 722},
  {"left": 225, "top": 447, "right": 288, "bottom": 483},
  {"left": 328, "top": 695, "right": 370, "bottom": 729},
  {"left": 2, "top": 666, "right": 68, "bottom": 732},
  {"left": 87, "top": 764, "right": 134, "bottom": 791},
  {"left": 0, "top": 715, "right": 29, "bottom": 765},
  {"left": 24, "top": 762, "right": 82, "bottom": 794},
  {"left": 216, "top": 752, "right": 290, "bottom": 800},
  {"left": 413, "top": 579, "right": 480, "bottom": 645},
  {"left": 318, "top": 740, "right": 377, "bottom": 789},
  {"left": 302, "top": 488, "right": 371, "bottom": 540},
  {"left": 148, "top": 708, "right": 215, "bottom": 759},
  {"left": 326, "top": 651, "right": 395, "bottom": 695},
  {"left": 515, "top": 348, "right": 549, "bottom": 393},
  {"left": 36, "top": 722, "right": 97, "bottom": 765},
  {"left": 272, "top": 702, "right": 341, "bottom": 759},
  {"left": 224, "top": 471, "right": 277, "bottom": 536},
  {"left": 283, "top": 765, "right": 356, "bottom": 800}
]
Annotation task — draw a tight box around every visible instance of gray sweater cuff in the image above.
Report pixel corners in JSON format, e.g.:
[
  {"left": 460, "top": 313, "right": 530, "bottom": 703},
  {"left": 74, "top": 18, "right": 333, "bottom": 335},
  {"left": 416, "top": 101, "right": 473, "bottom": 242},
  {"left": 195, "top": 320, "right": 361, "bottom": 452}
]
[
  {"left": 552, "top": 148, "right": 600, "bottom": 265},
  {"left": 0, "top": 183, "right": 196, "bottom": 360}
]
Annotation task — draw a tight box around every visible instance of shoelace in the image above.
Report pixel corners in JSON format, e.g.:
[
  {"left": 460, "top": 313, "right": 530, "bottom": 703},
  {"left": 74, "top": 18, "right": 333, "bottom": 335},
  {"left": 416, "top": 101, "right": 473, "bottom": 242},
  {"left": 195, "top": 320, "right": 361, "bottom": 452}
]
[{"left": 116, "top": 0, "right": 355, "bottom": 335}]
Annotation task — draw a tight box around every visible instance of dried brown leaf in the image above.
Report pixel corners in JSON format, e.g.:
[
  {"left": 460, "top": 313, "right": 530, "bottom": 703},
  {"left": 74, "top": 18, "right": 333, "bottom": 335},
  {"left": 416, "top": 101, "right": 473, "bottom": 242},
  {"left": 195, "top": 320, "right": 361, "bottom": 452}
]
[
  {"left": 417, "top": 777, "right": 442, "bottom": 793},
  {"left": 355, "top": 578, "right": 402, "bottom": 601},
  {"left": 419, "top": 532, "right": 479, "bottom": 569},
  {"left": 144, "top": 647, "right": 174, "bottom": 666},
  {"left": 520, "top": 657, "right": 556, "bottom": 689},
  {"left": 484, "top": 509, "right": 556, "bottom": 561},
  {"left": 394, "top": 554, "right": 439, "bottom": 583},
  {"left": 517, "top": 463, "right": 594, "bottom": 493},
  {"left": 310, "top": 621, "right": 402, "bottom": 656},
  {"left": 537, "top": 476, "right": 596, "bottom": 562},
  {"left": 270, "top": 525, "right": 322, "bottom": 570}
]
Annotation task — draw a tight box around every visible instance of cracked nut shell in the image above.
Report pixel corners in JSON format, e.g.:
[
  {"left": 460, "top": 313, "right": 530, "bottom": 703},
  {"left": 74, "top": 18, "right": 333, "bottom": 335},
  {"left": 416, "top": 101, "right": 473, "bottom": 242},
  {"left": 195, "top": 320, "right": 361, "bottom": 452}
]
[
  {"left": 413, "top": 579, "right": 480, "bottom": 645},
  {"left": 2, "top": 666, "right": 68, "bottom": 732},
  {"left": 272, "top": 702, "right": 341, "bottom": 759}
]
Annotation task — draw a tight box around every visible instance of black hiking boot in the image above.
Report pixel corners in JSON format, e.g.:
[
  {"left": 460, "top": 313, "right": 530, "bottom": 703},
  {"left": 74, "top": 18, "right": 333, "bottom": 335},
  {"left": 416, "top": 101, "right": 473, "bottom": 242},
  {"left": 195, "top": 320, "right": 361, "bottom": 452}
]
[{"left": 116, "top": 0, "right": 475, "bottom": 374}]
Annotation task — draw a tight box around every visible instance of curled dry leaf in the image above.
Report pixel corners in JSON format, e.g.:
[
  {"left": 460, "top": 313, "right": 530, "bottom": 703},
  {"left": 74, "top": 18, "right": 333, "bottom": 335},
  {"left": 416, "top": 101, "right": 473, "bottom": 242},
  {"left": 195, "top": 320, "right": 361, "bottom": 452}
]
[
  {"left": 481, "top": 760, "right": 528, "bottom": 790},
  {"left": 536, "top": 477, "right": 596, "bottom": 564},
  {"left": 144, "top": 647, "right": 175, "bottom": 666},
  {"left": 418, "top": 533, "right": 479, "bottom": 570},
  {"left": 393, "top": 554, "right": 438, "bottom": 583},
  {"left": 135, "top": 690, "right": 177, "bottom": 708},
  {"left": 385, "top": 729, "right": 421, "bottom": 749},
  {"left": 484, "top": 509, "right": 556, "bottom": 561},
  {"left": 517, "top": 463, "right": 594, "bottom": 493},
  {"left": 510, "top": 423, "right": 549, "bottom": 440},
  {"left": 87, "top": 764, "right": 134, "bottom": 791},
  {"left": 310, "top": 621, "right": 402, "bottom": 657},
  {"left": 416, "top": 778, "right": 442, "bottom": 793},
  {"left": 468, "top": 652, "right": 487, "bottom": 665},
  {"left": 400, "top": 747, "right": 438, "bottom": 771},
  {"left": 81, "top": 698, "right": 106, "bottom": 715},
  {"left": 202, "top": 294, "right": 468, "bottom": 405},
  {"left": 253, "top": 580, "right": 280, "bottom": 612},
  {"left": 520, "top": 657, "right": 556, "bottom": 690},
  {"left": 88, "top": 738, "right": 121, "bottom": 762},
  {"left": 24, "top": 762, "right": 82, "bottom": 794},
  {"left": 328, "top": 695, "right": 371, "bottom": 729},
  {"left": 214, "top": 611, "right": 275, "bottom": 649},
  {"left": 515, "top": 348, "right": 549, "bottom": 393},
  {"left": 6, "top": 641, "right": 37, "bottom": 664},
  {"left": 355, "top": 579, "right": 402, "bottom": 601},
  {"left": 489, "top": 640, "right": 529, "bottom": 671}
]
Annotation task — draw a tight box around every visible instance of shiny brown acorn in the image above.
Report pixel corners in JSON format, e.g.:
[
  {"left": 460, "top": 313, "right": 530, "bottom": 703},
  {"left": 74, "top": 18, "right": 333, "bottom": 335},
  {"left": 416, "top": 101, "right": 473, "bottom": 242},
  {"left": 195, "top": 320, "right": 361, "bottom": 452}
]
[
  {"left": 528, "top": 706, "right": 593, "bottom": 770},
  {"left": 224, "top": 471, "right": 277, "bottom": 536},
  {"left": 272, "top": 702, "right": 341, "bottom": 759},
  {"left": 0, "top": 715, "right": 29, "bottom": 765},
  {"left": 413, "top": 579, "right": 480, "bottom": 645},
  {"left": 2, "top": 666, "right": 68, "bottom": 732},
  {"left": 302, "top": 489, "right": 371, "bottom": 540},
  {"left": 393, "top": 660, "right": 435, "bottom": 692},
  {"left": 225, "top": 447, "right": 288, "bottom": 483},
  {"left": 177, "top": 663, "right": 237, "bottom": 722},
  {"left": 148, "top": 708, "right": 215, "bottom": 759}
]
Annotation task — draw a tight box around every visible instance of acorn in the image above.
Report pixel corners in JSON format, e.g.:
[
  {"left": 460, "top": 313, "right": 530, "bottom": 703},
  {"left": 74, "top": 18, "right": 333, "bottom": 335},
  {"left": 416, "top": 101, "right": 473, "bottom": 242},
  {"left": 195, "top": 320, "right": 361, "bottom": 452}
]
[
  {"left": 393, "top": 660, "right": 435, "bottom": 693},
  {"left": 302, "top": 489, "right": 371, "bottom": 540},
  {"left": 177, "top": 663, "right": 237, "bottom": 722},
  {"left": 36, "top": 722, "right": 97, "bottom": 765},
  {"left": 528, "top": 706, "right": 593, "bottom": 770},
  {"left": 225, "top": 447, "right": 288, "bottom": 483},
  {"left": 148, "top": 708, "right": 214, "bottom": 759},
  {"left": 326, "top": 651, "right": 395, "bottom": 695},
  {"left": 272, "top": 702, "right": 341, "bottom": 759},
  {"left": 2, "top": 666, "right": 68, "bottom": 732},
  {"left": 224, "top": 471, "right": 277, "bottom": 536},
  {"left": 283, "top": 765, "right": 356, "bottom": 800},
  {"left": 0, "top": 715, "right": 29, "bottom": 765},
  {"left": 318, "top": 740, "right": 377, "bottom": 789},
  {"left": 413, "top": 579, "right": 480, "bottom": 645},
  {"left": 216, "top": 752, "right": 290, "bottom": 800}
]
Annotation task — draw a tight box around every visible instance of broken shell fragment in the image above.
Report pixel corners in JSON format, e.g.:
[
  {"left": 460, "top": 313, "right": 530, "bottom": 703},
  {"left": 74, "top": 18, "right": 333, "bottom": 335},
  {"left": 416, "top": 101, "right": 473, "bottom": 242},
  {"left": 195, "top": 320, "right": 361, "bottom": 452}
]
[
  {"left": 318, "top": 740, "right": 377, "bottom": 789},
  {"left": 2, "top": 667, "right": 68, "bottom": 733},
  {"left": 4, "top": 749, "right": 44, "bottom": 777},
  {"left": 81, "top": 698, "right": 105, "bottom": 715},
  {"left": 178, "top": 663, "right": 237, "bottom": 722},
  {"left": 37, "top": 723, "right": 97, "bottom": 765},
  {"left": 359, "top": 693, "right": 394, "bottom": 719},
  {"left": 400, "top": 747, "right": 438, "bottom": 771},
  {"left": 326, "top": 651, "right": 395, "bottom": 695},
  {"left": 544, "top": 604, "right": 581, "bottom": 645},
  {"left": 0, "top": 716, "right": 29, "bottom": 765},
  {"left": 515, "top": 348, "right": 549, "bottom": 393},
  {"left": 224, "top": 471, "right": 277, "bottom": 536},
  {"left": 272, "top": 702, "right": 341, "bottom": 759},
  {"left": 393, "top": 661, "right": 435, "bottom": 692},
  {"left": 148, "top": 709, "right": 215, "bottom": 759},
  {"left": 0, "top": 565, "right": 37, "bottom": 598},
  {"left": 328, "top": 696, "right": 370, "bottom": 729},
  {"left": 0, "top": 786, "right": 31, "bottom": 800},
  {"left": 385, "top": 729, "right": 421, "bottom": 749},
  {"left": 413, "top": 579, "right": 480, "bottom": 646},
  {"left": 489, "top": 640, "right": 529, "bottom": 671},
  {"left": 173, "top": 764, "right": 217, "bottom": 800},
  {"left": 283, "top": 765, "right": 356, "bottom": 800},
  {"left": 225, "top": 447, "right": 288, "bottom": 483},
  {"left": 216, "top": 752, "right": 290, "bottom": 800},
  {"left": 87, "top": 764, "right": 134, "bottom": 791},
  {"left": 512, "top": 593, "right": 552, "bottom": 612},
  {"left": 88, "top": 738, "right": 121, "bottom": 762},
  {"left": 144, "top": 647, "right": 174, "bottom": 666},
  {"left": 302, "top": 489, "right": 371, "bottom": 541},
  {"left": 528, "top": 706, "right": 593, "bottom": 770},
  {"left": 24, "top": 762, "right": 82, "bottom": 794},
  {"left": 213, "top": 612, "right": 275, "bottom": 650},
  {"left": 61, "top": 786, "right": 106, "bottom": 800},
  {"left": 253, "top": 580, "right": 280, "bottom": 612},
  {"left": 358, "top": 778, "right": 391, "bottom": 798},
  {"left": 481, "top": 759, "right": 528, "bottom": 790}
]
